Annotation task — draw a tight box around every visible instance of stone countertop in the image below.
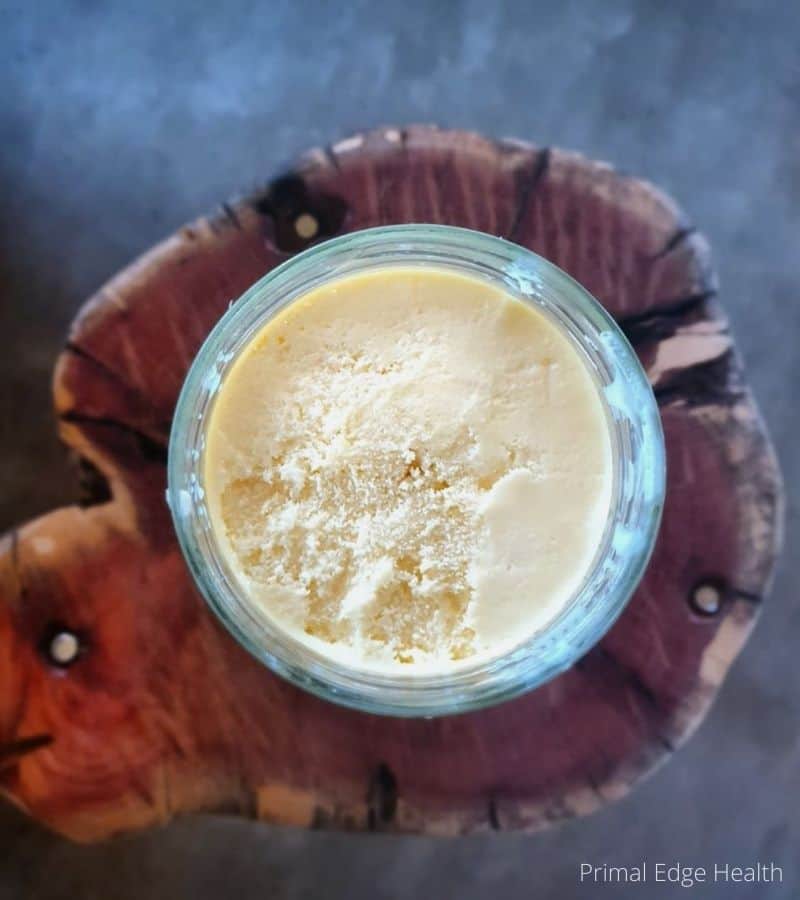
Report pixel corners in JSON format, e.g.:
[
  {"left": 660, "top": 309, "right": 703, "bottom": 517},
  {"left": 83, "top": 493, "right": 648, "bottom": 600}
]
[{"left": 1, "top": 0, "right": 798, "bottom": 897}]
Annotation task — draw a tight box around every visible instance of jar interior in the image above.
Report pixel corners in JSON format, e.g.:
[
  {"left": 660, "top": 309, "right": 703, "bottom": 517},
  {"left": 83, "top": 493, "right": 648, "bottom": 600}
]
[{"left": 168, "top": 225, "right": 665, "bottom": 716}]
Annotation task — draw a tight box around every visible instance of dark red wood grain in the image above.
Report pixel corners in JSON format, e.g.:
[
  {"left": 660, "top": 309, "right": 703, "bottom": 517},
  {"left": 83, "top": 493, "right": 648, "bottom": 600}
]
[{"left": 0, "top": 126, "right": 782, "bottom": 841}]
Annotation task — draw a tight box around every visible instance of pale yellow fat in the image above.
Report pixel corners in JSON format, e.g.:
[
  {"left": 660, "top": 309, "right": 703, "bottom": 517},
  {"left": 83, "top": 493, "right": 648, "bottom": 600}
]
[{"left": 204, "top": 266, "right": 612, "bottom": 673}]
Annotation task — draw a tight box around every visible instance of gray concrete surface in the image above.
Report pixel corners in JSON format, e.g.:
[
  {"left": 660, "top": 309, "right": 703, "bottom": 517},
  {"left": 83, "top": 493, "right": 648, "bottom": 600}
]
[{"left": 1, "top": 0, "right": 798, "bottom": 897}]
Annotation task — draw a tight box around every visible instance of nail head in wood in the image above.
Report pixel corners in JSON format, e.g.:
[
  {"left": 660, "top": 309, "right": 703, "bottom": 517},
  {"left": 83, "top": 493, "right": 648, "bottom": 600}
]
[
  {"left": 691, "top": 582, "right": 722, "bottom": 616},
  {"left": 294, "top": 213, "right": 319, "bottom": 240},
  {"left": 47, "top": 630, "right": 81, "bottom": 667}
]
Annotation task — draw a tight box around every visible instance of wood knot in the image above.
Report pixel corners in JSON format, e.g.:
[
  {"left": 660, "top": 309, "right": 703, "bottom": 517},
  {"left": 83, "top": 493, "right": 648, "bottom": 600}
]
[{"left": 253, "top": 173, "right": 347, "bottom": 253}]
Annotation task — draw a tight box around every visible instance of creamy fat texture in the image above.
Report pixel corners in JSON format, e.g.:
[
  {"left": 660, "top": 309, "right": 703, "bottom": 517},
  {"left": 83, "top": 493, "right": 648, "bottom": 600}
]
[{"left": 205, "top": 267, "right": 613, "bottom": 673}]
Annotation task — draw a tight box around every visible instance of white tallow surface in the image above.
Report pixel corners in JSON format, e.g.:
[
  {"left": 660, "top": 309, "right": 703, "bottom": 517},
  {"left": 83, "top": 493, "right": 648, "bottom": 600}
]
[{"left": 205, "top": 267, "right": 612, "bottom": 673}]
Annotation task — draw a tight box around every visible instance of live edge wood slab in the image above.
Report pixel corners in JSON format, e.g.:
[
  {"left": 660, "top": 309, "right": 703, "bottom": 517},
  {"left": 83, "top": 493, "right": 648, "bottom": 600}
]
[{"left": 0, "top": 126, "right": 783, "bottom": 842}]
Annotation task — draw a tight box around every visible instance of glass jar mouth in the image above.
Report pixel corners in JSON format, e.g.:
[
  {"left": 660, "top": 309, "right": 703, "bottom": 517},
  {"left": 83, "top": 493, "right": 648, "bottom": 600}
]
[{"left": 167, "top": 224, "right": 665, "bottom": 717}]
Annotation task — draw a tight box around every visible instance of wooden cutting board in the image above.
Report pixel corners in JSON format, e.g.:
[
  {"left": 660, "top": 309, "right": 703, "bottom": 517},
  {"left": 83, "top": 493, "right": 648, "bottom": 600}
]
[{"left": 0, "top": 126, "right": 782, "bottom": 842}]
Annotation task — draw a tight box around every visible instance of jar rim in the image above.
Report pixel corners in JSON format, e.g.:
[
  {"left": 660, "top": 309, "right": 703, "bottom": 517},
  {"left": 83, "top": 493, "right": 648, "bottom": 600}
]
[{"left": 168, "top": 224, "right": 666, "bottom": 717}]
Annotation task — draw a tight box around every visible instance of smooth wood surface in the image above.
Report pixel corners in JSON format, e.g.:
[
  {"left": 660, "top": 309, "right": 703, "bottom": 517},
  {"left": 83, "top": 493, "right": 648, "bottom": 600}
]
[{"left": 0, "top": 126, "right": 783, "bottom": 842}]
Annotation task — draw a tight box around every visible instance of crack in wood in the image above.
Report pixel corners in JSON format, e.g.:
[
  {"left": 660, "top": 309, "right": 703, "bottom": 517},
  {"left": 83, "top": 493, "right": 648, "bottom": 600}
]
[
  {"left": 657, "top": 733, "right": 677, "bottom": 753},
  {"left": 0, "top": 734, "right": 53, "bottom": 768},
  {"left": 508, "top": 147, "right": 551, "bottom": 241},
  {"left": 8, "top": 528, "right": 20, "bottom": 590},
  {"left": 161, "top": 762, "right": 172, "bottom": 821},
  {"left": 62, "top": 343, "right": 169, "bottom": 448},
  {"left": 220, "top": 202, "right": 243, "bottom": 230},
  {"left": 584, "top": 647, "right": 677, "bottom": 753},
  {"left": 322, "top": 144, "right": 341, "bottom": 172},
  {"left": 128, "top": 771, "right": 157, "bottom": 808},
  {"left": 367, "top": 763, "right": 397, "bottom": 829},
  {"left": 617, "top": 290, "right": 717, "bottom": 336},
  {"left": 592, "top": 647, "right": 661, "bottom": 713},
  {"left": 543, "top": 798, "right": 578, "bottom": 823},
  {"left": 158, "top": 724, "right": 189, "bottom": 763},
  {"left": 310, "top": 805, "right": 331, "bottom": 829},
  {"left": 59, "top": 412, "right": 168, "bottom": 464},
  {"left": 238, "top": 779, "right": 259, "bottom": 820},
  {"left": 654, "top": 348, "right": 744, "bottom": 408},
  {"left": 616, "top": 290, "right": 743, "bottom": 409},
  {"left": 622, "top": 301, "right": 723, "bottom": 350},
  {"left": 64, "top": 341, "right": 149, "bottom": 400},
  {"left": 5, "top": 529, "right": 24, "bottom": 615},
  {"left": 731, "top": 588, "right": 762, "bottom": 606},
  {"left": 70, "top": 453, "right": 113, "bottom": 508},
  {"left": 487, "top": 795, "right": 501, "bottom": 830},
  {"left": 649, "top": 226, "right": 697, "bottom": 260},
  {"left": 585, "top": 772, "right": 606, "bottom": 802}
]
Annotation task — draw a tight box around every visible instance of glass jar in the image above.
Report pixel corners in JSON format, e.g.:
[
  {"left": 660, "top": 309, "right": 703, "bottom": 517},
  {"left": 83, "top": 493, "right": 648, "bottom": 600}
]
[{"left": 167, "top": 225, "right": 665, "bottom": 717}]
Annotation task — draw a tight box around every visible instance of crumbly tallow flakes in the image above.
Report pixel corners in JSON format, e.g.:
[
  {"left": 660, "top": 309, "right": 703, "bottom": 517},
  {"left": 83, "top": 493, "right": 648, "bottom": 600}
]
[{"left": 205, "top": 266, "right": 612, "bottom": 674}]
